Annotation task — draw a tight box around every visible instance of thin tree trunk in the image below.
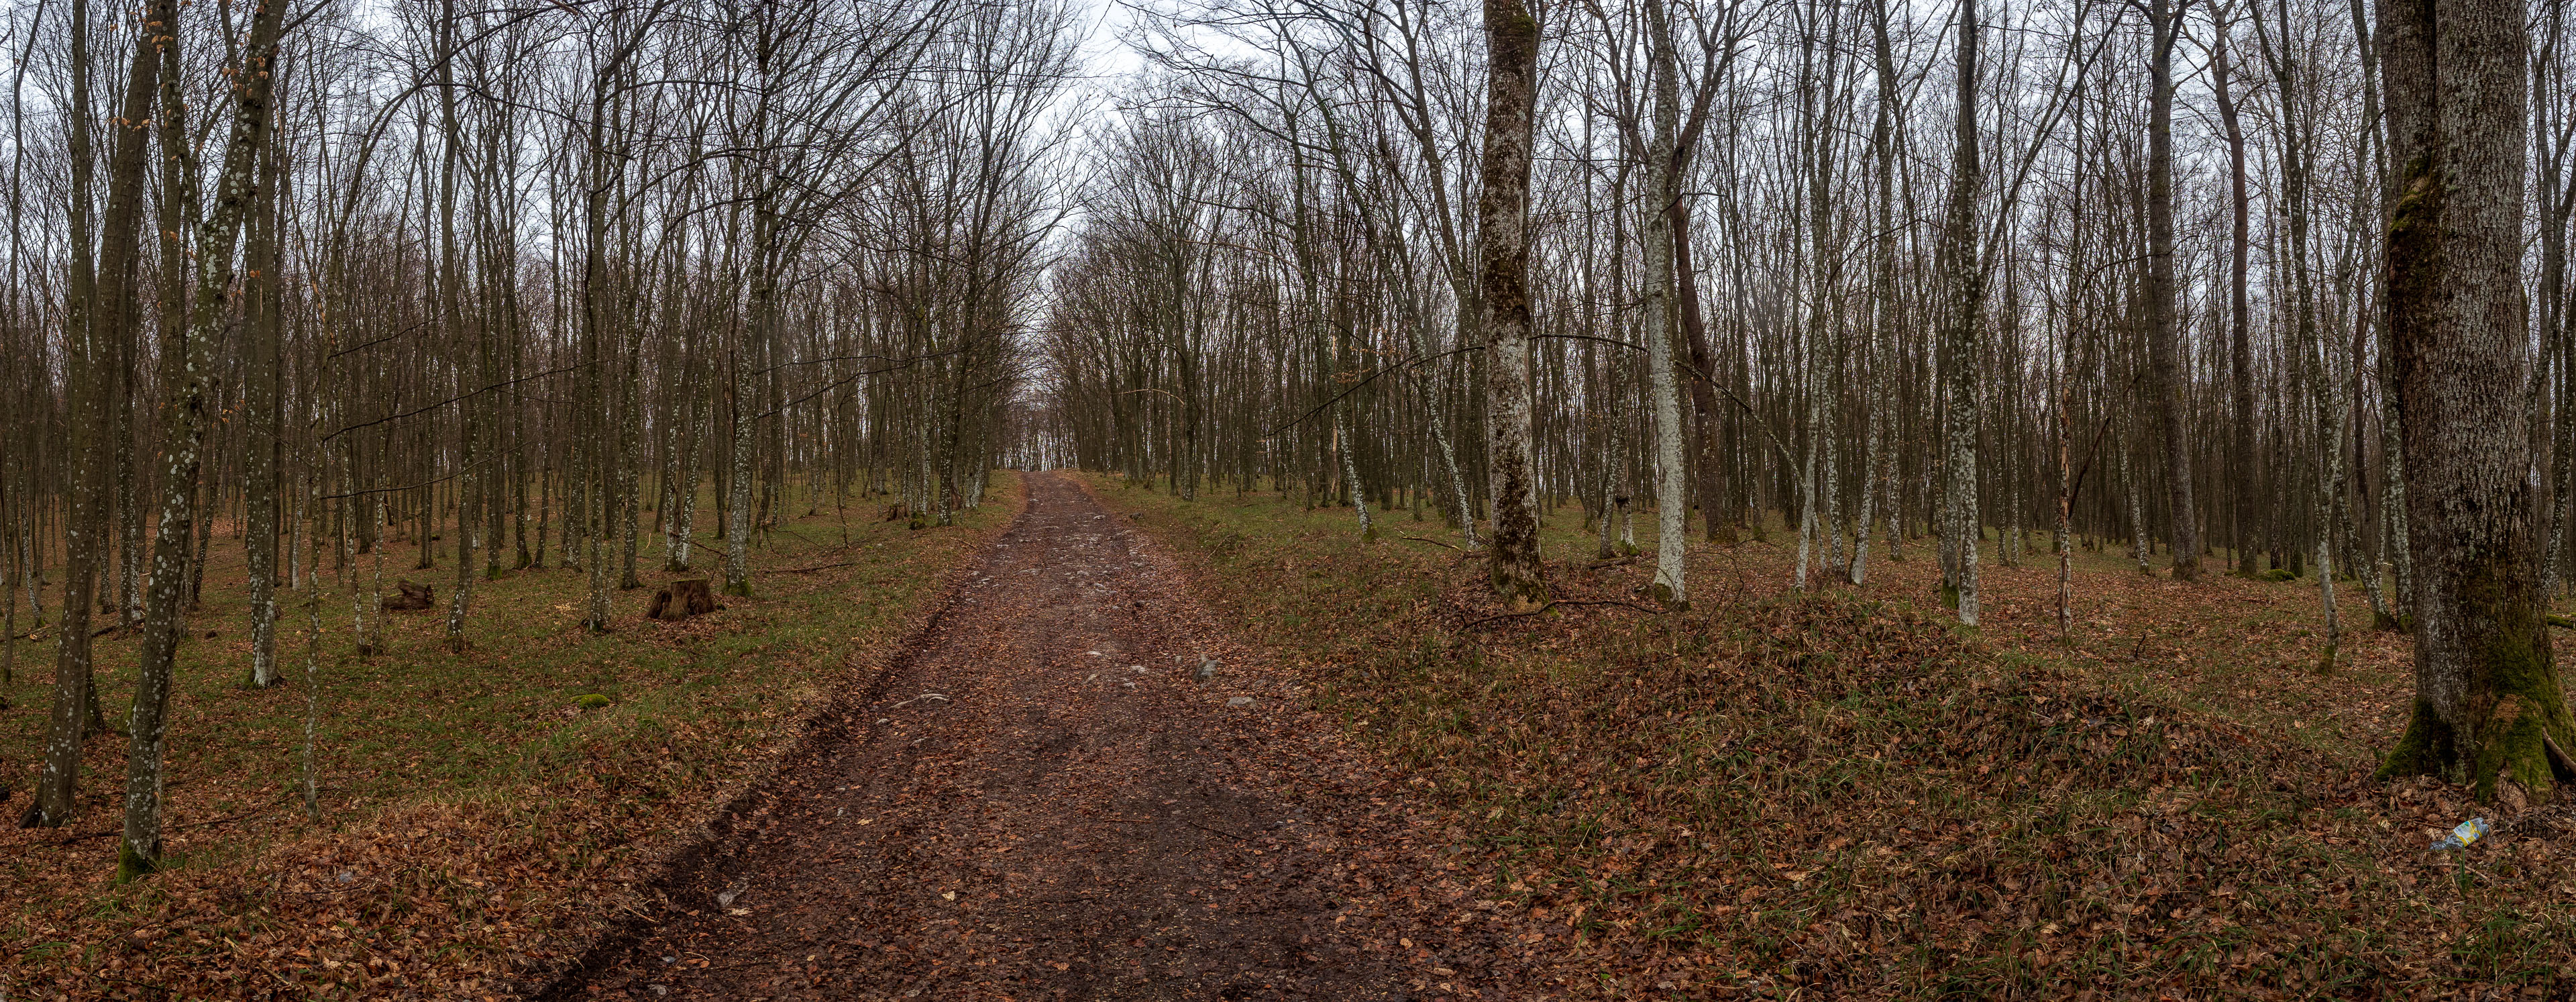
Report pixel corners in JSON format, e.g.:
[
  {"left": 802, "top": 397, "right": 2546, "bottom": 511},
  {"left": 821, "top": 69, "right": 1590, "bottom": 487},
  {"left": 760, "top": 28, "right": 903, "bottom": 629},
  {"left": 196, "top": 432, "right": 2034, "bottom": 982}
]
[
  {"left": 1644, "top": 0, "right": 1688, "bottom": 607},
  {"left": 121, "top": 0, "right": 290, "bottom": 878},
  {"left": 23, "top": 0, "right": 141, "bottom": 830}
]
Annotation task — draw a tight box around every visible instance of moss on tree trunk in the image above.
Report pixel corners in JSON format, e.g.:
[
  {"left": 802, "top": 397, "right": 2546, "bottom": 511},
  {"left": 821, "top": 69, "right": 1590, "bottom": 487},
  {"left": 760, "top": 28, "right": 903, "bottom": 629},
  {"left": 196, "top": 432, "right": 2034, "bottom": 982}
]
[{"left": 2378, "top": 607, "right": 2575, "bottom": 802}]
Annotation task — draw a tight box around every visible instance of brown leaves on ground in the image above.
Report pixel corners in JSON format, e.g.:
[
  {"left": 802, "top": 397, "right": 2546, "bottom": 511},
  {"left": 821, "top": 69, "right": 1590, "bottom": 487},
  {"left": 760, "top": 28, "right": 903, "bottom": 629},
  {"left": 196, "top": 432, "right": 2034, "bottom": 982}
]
[
  {"left": 0, "top": 481, "right": 1021, "bottom": 999},
  {"left": 552, "top": 472, "right": 1460, "bottom": 1000},
  {"left": 1094, "top": 481, "right": 2576, "bottom": 999}
]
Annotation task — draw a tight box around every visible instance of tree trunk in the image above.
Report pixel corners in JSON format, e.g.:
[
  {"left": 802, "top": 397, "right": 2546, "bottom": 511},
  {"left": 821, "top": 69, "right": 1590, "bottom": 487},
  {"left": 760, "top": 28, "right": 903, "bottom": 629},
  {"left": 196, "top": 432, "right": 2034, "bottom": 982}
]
[
  {"left": 2214, "top": 18, "right": 2257, "bottom": 577},
  {"left": 122, "top": 0, "right": 290, "bottom": 879},
  {"left": 23, "top": 0, "right": 142, "bottom": 830},
  {"left": 1855, "top": 0, "right": 1900, "bottom": 587},
  {"left": 1935, "top": 0, "right": 1983, "bottom": 625},
  {"left": 245, "top": 130, "right": 283, "bottom": 687},
  {"left": 1479, "top": 0, "right": 1546, "bottom": 609},
  {"left": 2375, "top": 0, "right": 2575, "bottom": 803},
  {"left": 2147, "top": 0, "right": 2200, "bottom": 581},
  {"left": 1643, "top": 0, "right": 1688, "bottom": 607}
]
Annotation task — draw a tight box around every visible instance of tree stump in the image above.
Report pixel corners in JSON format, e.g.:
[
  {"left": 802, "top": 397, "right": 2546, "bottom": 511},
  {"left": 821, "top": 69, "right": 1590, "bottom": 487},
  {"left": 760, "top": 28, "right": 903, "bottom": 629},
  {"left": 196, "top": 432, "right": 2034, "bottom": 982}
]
[
  {"left": 384, "top": 579, "right": 435, "bottom": 611},
  {"left": 647, "top": 579, "right": 723, "bottom": 621},
  {"left": 882, "top": 503, "right": 906, "bottom": 522}
]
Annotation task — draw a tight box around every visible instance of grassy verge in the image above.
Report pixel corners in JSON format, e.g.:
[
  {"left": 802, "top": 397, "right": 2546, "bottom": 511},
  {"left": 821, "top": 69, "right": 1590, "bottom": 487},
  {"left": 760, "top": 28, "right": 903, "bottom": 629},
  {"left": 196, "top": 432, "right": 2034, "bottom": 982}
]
[
  {"left": 1091, "top": 474, "right": 2576, "bottom": 999},
  {"left": 0, "top": 473, "right": 1021, "bottom": 999}
]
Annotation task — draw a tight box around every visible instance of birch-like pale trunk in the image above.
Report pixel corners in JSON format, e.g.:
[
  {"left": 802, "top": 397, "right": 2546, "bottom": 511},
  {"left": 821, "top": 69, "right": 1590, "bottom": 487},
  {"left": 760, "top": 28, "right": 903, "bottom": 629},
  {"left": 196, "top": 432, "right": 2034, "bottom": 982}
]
[
  {"left": 1642, "top": 0, "right": 1688, "bottom": 607},
  {"left": 726, "top": 231, "right": 767, "bottom": 597},
  {"left": 301, "top": 482, "right": 327, "bottom": 821},
  {"left": 1796, "top": 8, "right": 1843, "bottom": 591},
  {"left": 2309, "top": 321, "right": 2346, "bottom": 670},
  {"left": 360, "top": 496, "right": 386, "bottom": 656},
  {"left": 438, "top": 21, "right": 476, "bottom": 652},
  {"left": 2125, "top": 442, "right": 2151, "bottom": 574},
  {"left": 2551, "top": 334, "right": 2575, "bottom": 595},
  {"left": 669, "top": 394, "right": 702, "bottom": 571},
  {"left": 1337, "top": 411, "right": 1375, "bottom": 541},
  {"left": 2055, "top": 351, "right": 2075, "bottom": 637}
]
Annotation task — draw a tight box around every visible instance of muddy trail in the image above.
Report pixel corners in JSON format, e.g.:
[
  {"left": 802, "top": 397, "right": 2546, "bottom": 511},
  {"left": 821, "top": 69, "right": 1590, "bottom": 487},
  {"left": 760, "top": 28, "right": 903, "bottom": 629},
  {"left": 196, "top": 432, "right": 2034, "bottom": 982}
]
[{"left": 545, "top": 473, "right": 1501, "bottom": 1000}]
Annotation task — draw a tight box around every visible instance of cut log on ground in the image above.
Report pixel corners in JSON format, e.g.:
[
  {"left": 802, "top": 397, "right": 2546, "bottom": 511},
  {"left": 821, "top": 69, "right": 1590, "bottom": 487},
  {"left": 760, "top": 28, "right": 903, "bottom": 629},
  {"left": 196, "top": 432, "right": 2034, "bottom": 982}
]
[{"left": 384, "top": 580, "right": 435, "bottom": 611}]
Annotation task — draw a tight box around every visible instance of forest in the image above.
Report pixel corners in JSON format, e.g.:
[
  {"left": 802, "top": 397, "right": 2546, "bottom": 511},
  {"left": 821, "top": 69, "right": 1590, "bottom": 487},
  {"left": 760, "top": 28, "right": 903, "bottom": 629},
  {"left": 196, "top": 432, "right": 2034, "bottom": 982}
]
[{"left": 0, "top": 0, "right": 2571, "bottom": 991}]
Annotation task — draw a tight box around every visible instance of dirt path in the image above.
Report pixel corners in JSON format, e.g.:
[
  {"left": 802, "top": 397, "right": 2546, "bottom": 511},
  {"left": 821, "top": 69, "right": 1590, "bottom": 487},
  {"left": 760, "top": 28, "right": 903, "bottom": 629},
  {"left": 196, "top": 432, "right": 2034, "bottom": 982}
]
[{"left": 546, "top": 473, "right": 1474, "bottom": 1000}]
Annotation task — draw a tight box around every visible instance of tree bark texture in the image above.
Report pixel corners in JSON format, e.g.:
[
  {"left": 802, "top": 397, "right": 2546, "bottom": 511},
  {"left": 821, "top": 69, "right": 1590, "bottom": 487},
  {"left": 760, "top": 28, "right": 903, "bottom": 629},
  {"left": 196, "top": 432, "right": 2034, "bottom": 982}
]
[
  {"left": 1479, "top": 0, "right": 1546, "bottom": 609},
  {"left": 2376, "top": 0, "right": 2574, "bottom": 803}
]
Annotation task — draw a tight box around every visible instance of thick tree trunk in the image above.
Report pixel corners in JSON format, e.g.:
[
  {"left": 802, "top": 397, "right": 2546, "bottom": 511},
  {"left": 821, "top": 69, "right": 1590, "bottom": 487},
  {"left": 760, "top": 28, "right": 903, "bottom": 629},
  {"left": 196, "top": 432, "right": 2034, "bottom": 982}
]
[
  {"left": 1935, "top": 0, "right": 1983, "bottom": 625},
  {"left": 2146, "top": 0, "right": 2200, "bottom": 581},
  {"left": 2376, "top": 0, "right": 2574, "bottom": 803},
  {"left": 1479, "top": 0, "right": 1546, "bottom": 609}
]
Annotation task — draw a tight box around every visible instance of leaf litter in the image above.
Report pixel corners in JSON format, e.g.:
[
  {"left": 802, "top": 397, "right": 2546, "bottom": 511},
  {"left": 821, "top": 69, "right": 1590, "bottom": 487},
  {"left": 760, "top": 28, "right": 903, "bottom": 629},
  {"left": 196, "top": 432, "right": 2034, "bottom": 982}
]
[
  {"left": 545, "top": 472, "right": 1486, "bottom": 1000},
  {"left": 1094, "top": 478, "right": 2576, "bottom": 999}
]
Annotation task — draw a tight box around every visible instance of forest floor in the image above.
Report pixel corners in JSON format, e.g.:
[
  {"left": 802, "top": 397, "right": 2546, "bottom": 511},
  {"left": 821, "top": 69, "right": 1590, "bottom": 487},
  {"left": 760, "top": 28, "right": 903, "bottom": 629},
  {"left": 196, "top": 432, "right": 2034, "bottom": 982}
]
[
  {"left": 1083, "top": 476, "right": 2576, "bottom": 999},
  {"left": 17, "top": 469, "right": 2576, "bottom": 999},
  {"left": 543, "top": 470, "right": 1490, "bottom": 1000},
  {"left": 0, "top": 477, "right": 1018, "bottom": 999}
]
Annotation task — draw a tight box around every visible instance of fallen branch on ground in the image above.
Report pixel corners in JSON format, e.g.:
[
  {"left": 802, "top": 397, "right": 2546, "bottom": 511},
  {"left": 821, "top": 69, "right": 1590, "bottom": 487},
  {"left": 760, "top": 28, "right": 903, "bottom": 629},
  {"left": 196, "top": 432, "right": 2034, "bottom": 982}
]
[
  {"left": 777, "top": 561, "right": 861, "bottom": 574},
  {"left": 1461, "top": 599, "right": 1662, "bottom": 631}
]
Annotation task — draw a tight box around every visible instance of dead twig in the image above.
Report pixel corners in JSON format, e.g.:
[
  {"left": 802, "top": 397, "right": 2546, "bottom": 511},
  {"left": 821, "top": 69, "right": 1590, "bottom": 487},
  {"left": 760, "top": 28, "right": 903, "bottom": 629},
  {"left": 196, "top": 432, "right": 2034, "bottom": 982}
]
[
  {"left": 1184, "top": 819, "right": 1250, "bottom": 842},
  {"left": 1397, "top": 536, "right": 1460, "bottom": 550},
  {"left": 54, "top": 804, "right": 279, "bottom": 845},
  {"left": 99, "top": 976, "right": 171, "bottom": 997}
]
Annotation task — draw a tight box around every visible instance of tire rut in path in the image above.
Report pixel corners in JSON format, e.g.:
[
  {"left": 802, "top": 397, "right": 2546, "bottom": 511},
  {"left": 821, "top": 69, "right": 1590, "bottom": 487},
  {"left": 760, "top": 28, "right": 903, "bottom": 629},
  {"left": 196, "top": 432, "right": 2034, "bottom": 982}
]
[{"left": 547, "top": 472, "right": 1437, "bottom": 1001}]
